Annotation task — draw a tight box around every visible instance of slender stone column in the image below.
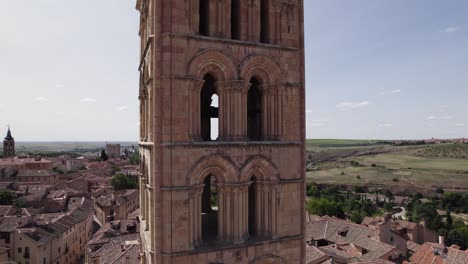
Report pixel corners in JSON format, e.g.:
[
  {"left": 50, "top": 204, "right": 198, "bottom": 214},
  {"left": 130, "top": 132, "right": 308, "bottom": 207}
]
[
  {"left": 259, "top": 85, "right": 269, "bottom": 140},
  {"left": 189, "top": 186, "right": 204, "bottom": 247},
  {"left": 247, "top": 0, "right": 255, "bottom": 41},
  {"left": 232, "top": 183, "right": 249, "bottom": 244},
  {"left": 218, "top": 185, "right": 225, "bottom": 240},
  {"left": 255, "top": 183, "right": 263, "bottom": 236},
  {"left": 188, "top": 79, "right": 205, "bottom": 141},
  {"left": 217, "top": 81, "right": 245, "bottom": 141},
  {"left": 271, "top": 184, "right": 278, "bottom": 238},
  {"left": 241, "top": 82, "right": 251, "bottom": 140},
  {"left": 276, "top": 85, "right": 284, "bottom": 140}
]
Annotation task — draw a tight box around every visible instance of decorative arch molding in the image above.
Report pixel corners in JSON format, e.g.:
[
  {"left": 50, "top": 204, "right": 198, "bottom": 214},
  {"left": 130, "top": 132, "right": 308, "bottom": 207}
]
[
  {"left": 187, "top": 154, "right": 239, "bottom": 185},
  {"left": 187, "top": 49, "right": 238, "bottom": 81},
  {"left": 239, "top": 54, "right": 283, "bottom": 85},
  {"left": 240, "top": 155, "right": 279, "bottom": 183},
  {"left": 249, "top": 255, "right": 288, "bottom": 264}
]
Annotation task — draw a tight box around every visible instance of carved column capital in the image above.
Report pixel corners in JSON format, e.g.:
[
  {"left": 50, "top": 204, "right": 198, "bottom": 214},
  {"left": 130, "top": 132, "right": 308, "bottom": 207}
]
[
  {"left": 189, "top": 79, "right": 205, "bottom": 93},
  {"left": 189, "top": 185, "right": 204, "bottom": 198},
  {"left": 258, "top": 84, "right": 272, "bottom": 95}
]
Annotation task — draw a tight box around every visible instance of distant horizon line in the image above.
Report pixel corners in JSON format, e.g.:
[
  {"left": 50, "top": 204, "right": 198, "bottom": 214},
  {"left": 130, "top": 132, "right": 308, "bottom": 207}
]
[{"left": 9, "top": 137, "right": 466, "bottom": 143}]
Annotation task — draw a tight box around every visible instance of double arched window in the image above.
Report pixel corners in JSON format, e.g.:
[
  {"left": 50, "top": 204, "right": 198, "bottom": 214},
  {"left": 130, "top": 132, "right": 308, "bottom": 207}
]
[
  {"left": 188, "top": 155, "right": 278, "bottom": 247},
  {"left": 199, "top": 76, "right": 266, "bottom": 142}
]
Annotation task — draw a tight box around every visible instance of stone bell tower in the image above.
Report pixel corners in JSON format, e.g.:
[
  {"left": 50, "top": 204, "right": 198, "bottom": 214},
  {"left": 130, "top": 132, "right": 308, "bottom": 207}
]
[
  {"left": 3, "top": 127, "right": 15, "bottom": 158},
  {"left": 136, "top": 0, "right": 305, "bottom": 263}
]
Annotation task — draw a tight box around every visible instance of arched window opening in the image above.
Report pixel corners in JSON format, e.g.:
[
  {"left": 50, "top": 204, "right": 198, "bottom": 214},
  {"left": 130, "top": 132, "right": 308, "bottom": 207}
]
[
  {"left": 247, "top": 78, "right": 262, "bottom": 140},
  {"left": 210, "top": 94, "right": 219, "bottom": 140},
  {"left": 199, "top": 0, "right": 210, "bottom": 36},
  {"left": 231, "top": 0, "right": 241, "bottom": 40},
  {"left": 248, "top": 176, "right": 257, "bottom": 236},
  {"left": 201, "top": 175, "right": 218, "bottom": 242},
  {"left": 260, "top": 0, "right": 270, "bottom": 43},
  {"left": 200, "top": 74, "right": 219, "bottom": 141}
]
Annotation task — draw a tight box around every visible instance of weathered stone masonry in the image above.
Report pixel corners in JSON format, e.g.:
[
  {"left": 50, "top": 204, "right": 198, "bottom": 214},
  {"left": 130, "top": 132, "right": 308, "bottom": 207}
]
[{"left": 136, "top": 0, "right": 305, "bottom": 263}]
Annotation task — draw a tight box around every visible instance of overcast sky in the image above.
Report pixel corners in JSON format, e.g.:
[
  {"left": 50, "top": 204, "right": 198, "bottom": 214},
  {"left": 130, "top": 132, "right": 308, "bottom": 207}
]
[{"left": 1, "top": 1, "right": 467, "bottom": 141}]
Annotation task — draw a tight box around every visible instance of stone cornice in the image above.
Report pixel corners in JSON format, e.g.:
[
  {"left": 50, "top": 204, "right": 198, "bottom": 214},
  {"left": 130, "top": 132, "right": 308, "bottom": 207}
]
[
  {"left": 161, "top": 32, "right": 299, "bottom": 52},
  {"left": 160, "top": 235, "right": 303, "bottom": 257},
  {"left": 159, "top": 141, "right": 302, "bottom": 149}
]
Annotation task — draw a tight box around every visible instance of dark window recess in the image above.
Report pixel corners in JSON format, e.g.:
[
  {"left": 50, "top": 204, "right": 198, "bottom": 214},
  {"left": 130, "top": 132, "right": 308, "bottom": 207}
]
[
  {"left": 260, "top": 0, "right": 270, "bottom": 43},
  {"left": 201, "top": 175, "right": 218, "bottom": 242},
  {"left": 247, "top": 78, "right": 262, "bottom": 140},
  {"left": 231, "top": 0, "right": 241, "bottom": 40},
  {"left": 200, "top": 74, "right": 219, "bottom": 141},
  {"left": 199, "top": 0, "right": 209, "bottom": 36},
  {"left": 248, "top": 176, "right": 257, "bottom": 236}
]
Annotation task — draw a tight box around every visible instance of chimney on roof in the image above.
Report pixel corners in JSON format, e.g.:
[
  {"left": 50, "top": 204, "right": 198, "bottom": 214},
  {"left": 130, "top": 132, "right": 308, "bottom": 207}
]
[
  {"left": 120, "top": 243, "right": 126, "bottom": 252},
  {"left": 439, "top": 236, "right": 445, "bottom": 246},
  {"left": 383, "top": 212, "right": 392, "bottom": 223}
]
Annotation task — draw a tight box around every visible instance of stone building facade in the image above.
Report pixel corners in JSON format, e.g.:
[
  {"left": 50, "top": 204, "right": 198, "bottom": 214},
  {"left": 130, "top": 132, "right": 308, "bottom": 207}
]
[
  {"left": 136, "top": 0, "right": 305, "bottom": 263},
  {"left": 3, "top": 128, "right": 15, "bottom": 158}
]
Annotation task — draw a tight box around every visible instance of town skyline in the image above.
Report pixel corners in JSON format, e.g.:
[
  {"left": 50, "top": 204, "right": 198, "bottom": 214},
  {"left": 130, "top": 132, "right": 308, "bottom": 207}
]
[{"left": 1, "top": 0, "right": 468, "bottom": 141}]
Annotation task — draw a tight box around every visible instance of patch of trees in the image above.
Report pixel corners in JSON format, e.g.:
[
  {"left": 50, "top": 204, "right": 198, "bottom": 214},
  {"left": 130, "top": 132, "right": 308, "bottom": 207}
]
[
  {"left": 110, "top": 174, "right": 138, "bottom": 190},
  {"left": 441, "top": 192, "right": 468, "bottom": 214},
  {"left": 0, "top": 190, "right": 15, "bottom": 205},
  {"left": 129, "top": 151, "right": 140, "bottom": 165},
  {"left": 100, "top": 150, "right": 109, "bottom": 161},
  {"left": 305, "top": 183, "right": 394, "bottom": 224},
  {"left": 25, "top": 152, "right": 81, "bottom": 158},
  {"left": 406, "top": 193, "right": 468, "bottom": 249},
  {"left": 0, "top": 190, "right": 23, "bottom": 207}
]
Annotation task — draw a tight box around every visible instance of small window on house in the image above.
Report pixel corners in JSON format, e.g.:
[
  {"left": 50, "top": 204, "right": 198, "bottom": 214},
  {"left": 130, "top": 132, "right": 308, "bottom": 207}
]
[
  {"left": 199, "top": 0, "right": 209, "bottom": 36},
  {"left": 231, "top": 0, "right": 241, "bottom": 40},
  {"left": 18, "top": 248, "right": 22, "bottom": 253},
  {"left": 200, "top": 74, "right": 219, "bottom": 141},
  {"left": 338, "top": 230, "right": 348, "bottom": 237},
  {"left": 260, "top": 0, "right": 270, "bottom": 43}
]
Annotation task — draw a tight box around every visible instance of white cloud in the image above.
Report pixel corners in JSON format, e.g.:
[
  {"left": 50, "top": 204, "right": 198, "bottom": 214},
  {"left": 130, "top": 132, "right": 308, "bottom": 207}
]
[
  {"left": 378, "top": 123, "right": 393, "bottom": 128},
  {"left": 426, "top": 115, "right": 454, "bottom": 121},
  {"left": 445, "top": 26, "right": 461, "bottom": 33},
  {"left": 310, "top": 118, "right": 329, "bottom": 122},
  {"left": 34, "top": 96, "right": 49, "bottom": 102},
  {"left": 80, "top": 98, "right": 97, "bottom": 103},
  {"left": 306, "top": 109, "right": 313, "bottom": 113},
  {"left": 117, "top": 105, "right": 129, "bottom": 112},
  {"left": 455, "top": 123, "right": 465, "bottom": 127},
  {"left": 310, "top": 123, "right": 325, "bottom": 127},
  {"left": 55, "top": 84, "right": 65, "bottom": 88},
  {"left": 336, "top": 101, "right": 369, "bottom": 109},
  {"left": 379, "top": 89, "right": 401, "bottom": 95}
]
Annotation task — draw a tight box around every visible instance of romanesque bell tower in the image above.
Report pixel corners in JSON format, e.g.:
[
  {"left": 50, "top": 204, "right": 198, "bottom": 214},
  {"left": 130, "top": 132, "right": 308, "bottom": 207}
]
[
  {"left": 136, "top": 0, "right": 305, "bottom": 263},
  {"left": 3, "top": 128, "right": 15, "bottom": 157}
]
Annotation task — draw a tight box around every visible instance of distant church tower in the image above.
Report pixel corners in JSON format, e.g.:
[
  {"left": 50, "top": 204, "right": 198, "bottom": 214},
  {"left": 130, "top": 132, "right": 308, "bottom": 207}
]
[
  {"left": 3, "top": 128, "right": 15, "bottom": 157},
  {"left": 136, "top": 0, "right": 305, "bottom": 263}
]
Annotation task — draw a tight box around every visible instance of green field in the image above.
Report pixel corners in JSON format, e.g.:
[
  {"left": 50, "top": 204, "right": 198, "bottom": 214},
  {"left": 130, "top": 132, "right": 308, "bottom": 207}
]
[
  {"left": 307, "top": 142, "right": 468, "bottom": 194},
  {"left": 306, "top": 139, "right": 386, "bottom": 150}
]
